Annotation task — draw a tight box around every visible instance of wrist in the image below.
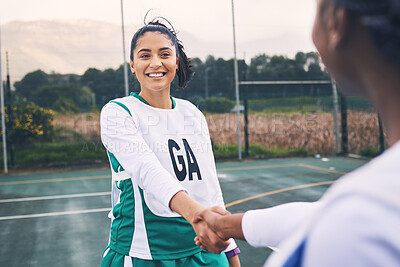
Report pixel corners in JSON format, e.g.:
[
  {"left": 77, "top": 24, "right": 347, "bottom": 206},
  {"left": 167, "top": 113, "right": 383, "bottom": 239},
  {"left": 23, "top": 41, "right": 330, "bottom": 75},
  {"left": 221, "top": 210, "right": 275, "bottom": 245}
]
[
  {"left": 170, "top": 191, "right": 204, "bottom": 223},
  {"left": 225, "top": 247, "right": 240, "bottom": 259},
  {"left": 220, "top": 213, "right": 245, "bottom": 240},
  {"left": 218, "top": 214, "right": 230, "bottom": 239}
]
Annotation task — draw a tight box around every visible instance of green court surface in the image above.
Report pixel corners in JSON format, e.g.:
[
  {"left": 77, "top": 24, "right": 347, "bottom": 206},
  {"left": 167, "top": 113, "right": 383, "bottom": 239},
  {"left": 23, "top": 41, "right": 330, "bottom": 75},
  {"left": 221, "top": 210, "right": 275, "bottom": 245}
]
[{"left": 0, "top": 156, "right": 367, "bottom": 266}]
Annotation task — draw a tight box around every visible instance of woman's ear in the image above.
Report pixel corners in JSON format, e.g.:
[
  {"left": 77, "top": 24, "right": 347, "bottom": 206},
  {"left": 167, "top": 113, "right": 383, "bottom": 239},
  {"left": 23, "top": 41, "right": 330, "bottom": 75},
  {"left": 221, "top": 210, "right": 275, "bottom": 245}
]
[
  {"left": 130, "top": 60, "right": 135, "bottom": 74},
  {"left": 328, "top": 5, "right": 353, "bottom": 51},
  {"left": 176, "top": 56, "right": 179, "bottom": 70}
]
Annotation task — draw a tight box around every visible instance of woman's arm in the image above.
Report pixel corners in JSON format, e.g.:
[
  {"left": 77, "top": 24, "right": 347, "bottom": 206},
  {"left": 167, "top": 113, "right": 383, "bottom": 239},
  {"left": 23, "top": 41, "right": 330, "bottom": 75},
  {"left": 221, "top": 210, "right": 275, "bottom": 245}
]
[
  {"left": 194, "top": 202, "right": 321, "bottom": 249},
  {"left": 228, "top": 255, "right": 241, "bottom": 267},
  {"left": 242, "top": 202, "right": 320, "bottom": 247},
  {"left": 101, "top": 103, "right": 187, "bottom": 212}
]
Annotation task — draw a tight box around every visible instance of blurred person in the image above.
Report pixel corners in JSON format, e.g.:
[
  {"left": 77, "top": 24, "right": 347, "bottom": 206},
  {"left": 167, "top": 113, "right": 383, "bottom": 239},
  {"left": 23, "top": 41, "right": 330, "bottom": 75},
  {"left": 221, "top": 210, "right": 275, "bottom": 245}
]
[
  {"left": 194, "top": 0, "right": 400, "bottom": 266},
  {"left": 100, "top": 19, "right": 240, "bottom": 266}
]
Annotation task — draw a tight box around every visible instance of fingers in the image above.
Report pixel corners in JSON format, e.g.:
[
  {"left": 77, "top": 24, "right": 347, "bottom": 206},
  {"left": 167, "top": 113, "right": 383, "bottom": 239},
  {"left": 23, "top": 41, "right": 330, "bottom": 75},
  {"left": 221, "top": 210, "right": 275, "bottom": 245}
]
[
  {"left": 195, "top": 236, "right": 215, "bottom": 252},
  {"left": 193, "top": 206, "right": 230, "bottom": 224},
  {"left": 193, "top": 220, "right": 229, "bottom": 254},
  {"left": 192, "top": 206, "right": 232, "bottom": 253},
  {"left": 210, "top": 206, "right": 231, "bottom": 216},
  {"left": 200, "top": 232, "right": 229, "bottom": 254},
  {"left": 192, "top": 212, "right": 203, "bottom": 224}
]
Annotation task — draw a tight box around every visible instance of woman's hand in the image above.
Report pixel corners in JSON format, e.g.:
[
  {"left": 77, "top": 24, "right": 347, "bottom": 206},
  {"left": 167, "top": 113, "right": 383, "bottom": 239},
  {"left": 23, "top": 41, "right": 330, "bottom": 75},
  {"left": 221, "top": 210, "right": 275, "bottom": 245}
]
[
  {"left": 194, "top": 206, "right": 245, "bottom": 243},
  {"left": 193, "top": 206, "right": 231, "bottom": 240},
  {"left": 169, "top": 191, "right": 230, "bottom": 254},
  {"left": 192, "top": 216, "right": 230, "bottom": 254}
]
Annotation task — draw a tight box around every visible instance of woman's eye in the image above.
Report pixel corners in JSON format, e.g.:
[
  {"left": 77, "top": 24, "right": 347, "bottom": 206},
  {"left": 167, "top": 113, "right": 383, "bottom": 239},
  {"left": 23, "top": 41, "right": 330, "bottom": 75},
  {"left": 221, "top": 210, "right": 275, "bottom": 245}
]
[
  {"left": 140, "top": 54, "right": 150, "bottom": 58},
  {"left": 161, "top": 53, "right": 170, "bottom": 57}
]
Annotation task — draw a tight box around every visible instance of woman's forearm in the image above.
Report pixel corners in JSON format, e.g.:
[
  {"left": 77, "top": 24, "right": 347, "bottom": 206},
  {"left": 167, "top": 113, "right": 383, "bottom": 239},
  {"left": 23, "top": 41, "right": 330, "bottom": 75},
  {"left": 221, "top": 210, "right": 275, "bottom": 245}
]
[
  {"left": 218, "top": 213, "right": 245, "bottom": 240},
  {"left": 169, "top": 190, "right": 205, "bottom": 222}
]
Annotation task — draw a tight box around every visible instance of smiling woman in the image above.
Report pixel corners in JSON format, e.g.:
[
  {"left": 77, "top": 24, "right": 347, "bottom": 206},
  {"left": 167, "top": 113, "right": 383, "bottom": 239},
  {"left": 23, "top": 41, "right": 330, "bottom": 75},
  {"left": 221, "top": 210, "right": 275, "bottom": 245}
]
[
  {"left": 130, "top": 32, "right": 179, "bottom": 108},
  {"left": 99, "top": 19, "right": 240, "bottom": 267}
]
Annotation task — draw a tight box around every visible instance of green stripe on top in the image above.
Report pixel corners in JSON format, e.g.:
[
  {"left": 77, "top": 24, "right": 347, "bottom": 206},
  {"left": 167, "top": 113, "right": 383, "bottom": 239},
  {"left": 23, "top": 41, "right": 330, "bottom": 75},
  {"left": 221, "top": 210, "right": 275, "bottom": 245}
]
[
  {"left": 130, "top": 92, "right": 176, "bottom": 109},
  {"left": 107, "top": 151, "right": 125, "bottom": 172},
  {"left": 109, "top": 179, "right": 135, "bottom": 255},
  {"left": 130, "top": 92, "right": 150, "bottom": 105},
  {"left": 138, "top": 188, "right": 201, "bottom": 260},
  {"left": 171, "top": 96, "right": 176, "bottom": 108},
  {"left": 110, "top": 100, "right": 132, "bottom": 116}
]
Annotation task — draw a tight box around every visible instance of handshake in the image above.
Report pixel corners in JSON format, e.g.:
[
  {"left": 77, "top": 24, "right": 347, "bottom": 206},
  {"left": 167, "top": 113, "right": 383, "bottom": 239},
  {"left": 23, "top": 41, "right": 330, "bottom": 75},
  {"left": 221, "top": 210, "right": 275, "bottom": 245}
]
[{"left": 192, "top": 206, "right": 244, "bottom": 254}]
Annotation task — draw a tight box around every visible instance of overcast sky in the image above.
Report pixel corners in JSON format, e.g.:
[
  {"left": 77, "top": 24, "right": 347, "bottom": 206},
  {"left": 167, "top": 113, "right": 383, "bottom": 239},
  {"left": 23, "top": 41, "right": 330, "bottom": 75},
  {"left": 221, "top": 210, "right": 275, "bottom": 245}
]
[
  {"left": 1, "top": 0, "right": 316, "bottom": 46},
  {"left": 1, "top": 0, "right": 318, "bottom": 81}
]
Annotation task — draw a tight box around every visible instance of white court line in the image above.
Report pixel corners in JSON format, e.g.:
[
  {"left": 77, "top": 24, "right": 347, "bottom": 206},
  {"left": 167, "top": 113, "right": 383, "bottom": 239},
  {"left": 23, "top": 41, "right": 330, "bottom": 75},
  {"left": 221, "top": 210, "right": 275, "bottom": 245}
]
[
  {"left": 0, "top": 192, "right": 111, "bottom": 203},
  {"left": 0, "top": 208, "right": 111, "bottom": 221}
]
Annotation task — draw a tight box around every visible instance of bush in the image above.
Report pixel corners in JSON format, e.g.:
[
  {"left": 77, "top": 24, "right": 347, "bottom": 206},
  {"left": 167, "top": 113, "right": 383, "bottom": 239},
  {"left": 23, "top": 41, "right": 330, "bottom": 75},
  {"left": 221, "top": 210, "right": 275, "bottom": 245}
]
[
  {"left": 200, "top": 97, "right": 235, "bottom": 113},
  {"left": 358, "top": 146, "right": 381, "bottom": 158},
  {"left": 3, "top": 102, "right": 55, "bottom": 146},
  {"left": 53, "top": 97, "right": 80, "bottom": 114},
  {"left": 212, "top": 143, "right": 310, "bottom": 159}
]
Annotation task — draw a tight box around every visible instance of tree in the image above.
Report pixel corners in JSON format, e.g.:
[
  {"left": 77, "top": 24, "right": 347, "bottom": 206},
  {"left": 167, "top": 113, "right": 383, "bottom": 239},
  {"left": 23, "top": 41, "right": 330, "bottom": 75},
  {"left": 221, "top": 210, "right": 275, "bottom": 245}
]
[
  {"left": 14, "top": 70, "right": 48, "bottom": 99},
  {"left": 29, "top": 84, "right": 93, "bottom": 110},
  {"left": 81, "top": 66, "right": 130, "bottom": 108},
  {"left": 3, "top": 101, "right": 55, "bottom": 146},
  {"left": 14, "top": 70, "right": 93, "bottom": 110},
  {"left": 52, "top": 97, "right": 80, "bottom": 114}
]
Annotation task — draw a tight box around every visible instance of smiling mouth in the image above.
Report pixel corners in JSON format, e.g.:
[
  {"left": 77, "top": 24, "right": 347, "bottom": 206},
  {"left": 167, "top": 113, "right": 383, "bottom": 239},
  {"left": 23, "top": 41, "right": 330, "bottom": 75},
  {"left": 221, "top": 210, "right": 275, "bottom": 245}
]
[{"left": 146, "top": 72, "right": 166, "bottom": 78}]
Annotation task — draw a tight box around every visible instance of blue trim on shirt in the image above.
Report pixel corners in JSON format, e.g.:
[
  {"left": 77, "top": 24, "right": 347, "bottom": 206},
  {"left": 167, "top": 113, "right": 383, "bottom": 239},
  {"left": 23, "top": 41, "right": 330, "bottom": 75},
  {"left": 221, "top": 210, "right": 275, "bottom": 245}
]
[{"left": 282, "top": 239, "right": 307, "bottom": 267}]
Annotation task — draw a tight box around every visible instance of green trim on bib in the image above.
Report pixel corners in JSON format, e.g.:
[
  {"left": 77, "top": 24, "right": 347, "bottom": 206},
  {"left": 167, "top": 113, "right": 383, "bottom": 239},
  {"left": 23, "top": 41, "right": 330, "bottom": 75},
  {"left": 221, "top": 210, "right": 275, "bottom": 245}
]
[
  {"left": 171, "top": 97, "right": 176, "bottom": 108},
  {"left": 109, "top": 179, "right": 135, "bottom": 255},
  {"left": 130, "top": 92, "right": 150, "bottom": 105},
  {"left": 130, "top": 92, "right": 176, "bottom": 108},
  {"left": 107, "top": 151, "right": 125, "bottom": 172},
  {"left": 138, "top": 188, "right": 201, "bottom": 260},
  {"left": 110, "top": 100, "right": 132, "bottom": 116}
]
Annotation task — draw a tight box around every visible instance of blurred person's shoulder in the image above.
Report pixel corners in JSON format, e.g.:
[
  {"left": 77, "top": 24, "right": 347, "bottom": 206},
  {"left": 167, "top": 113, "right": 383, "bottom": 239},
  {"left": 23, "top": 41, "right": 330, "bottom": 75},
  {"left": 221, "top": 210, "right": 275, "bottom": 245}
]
[{"left": 304, "top": 191, "right": 400, "bottom": 267}]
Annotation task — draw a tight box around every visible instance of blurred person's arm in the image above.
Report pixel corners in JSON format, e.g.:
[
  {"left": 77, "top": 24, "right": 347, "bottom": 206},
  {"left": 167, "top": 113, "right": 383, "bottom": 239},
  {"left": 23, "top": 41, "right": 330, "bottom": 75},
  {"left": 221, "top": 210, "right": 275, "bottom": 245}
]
[{"left": 195, "top": 202, "right": 320, "bottom": 248}]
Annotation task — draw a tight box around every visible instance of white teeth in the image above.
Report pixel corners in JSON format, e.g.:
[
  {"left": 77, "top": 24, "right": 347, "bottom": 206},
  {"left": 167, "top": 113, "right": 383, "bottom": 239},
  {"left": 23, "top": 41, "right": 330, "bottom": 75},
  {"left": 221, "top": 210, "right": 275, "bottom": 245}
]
[{"left": 148, "top": 73, "right": 164, "bottom": 77}]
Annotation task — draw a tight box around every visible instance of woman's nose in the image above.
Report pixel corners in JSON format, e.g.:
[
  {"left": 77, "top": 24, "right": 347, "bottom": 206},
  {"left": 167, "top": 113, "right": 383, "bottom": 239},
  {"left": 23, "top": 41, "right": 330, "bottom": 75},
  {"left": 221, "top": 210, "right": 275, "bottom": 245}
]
[{"left": 150, "top": 56, "right": 162, "bottom": 68}]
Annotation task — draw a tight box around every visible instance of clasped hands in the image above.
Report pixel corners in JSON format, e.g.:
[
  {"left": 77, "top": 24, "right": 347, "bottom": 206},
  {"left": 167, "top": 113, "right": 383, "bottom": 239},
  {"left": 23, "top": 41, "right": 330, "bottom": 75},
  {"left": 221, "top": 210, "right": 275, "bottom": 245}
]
[{"left": 192, "top": 206, "right": 231, "bottom": 254}]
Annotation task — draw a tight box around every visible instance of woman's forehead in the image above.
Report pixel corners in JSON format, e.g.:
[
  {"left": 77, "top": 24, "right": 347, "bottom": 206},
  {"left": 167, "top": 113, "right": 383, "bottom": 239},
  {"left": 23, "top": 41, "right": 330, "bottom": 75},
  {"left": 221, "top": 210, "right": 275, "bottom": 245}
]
[{"left": 135, "top": 31, "right": 175, "bottom": 50}]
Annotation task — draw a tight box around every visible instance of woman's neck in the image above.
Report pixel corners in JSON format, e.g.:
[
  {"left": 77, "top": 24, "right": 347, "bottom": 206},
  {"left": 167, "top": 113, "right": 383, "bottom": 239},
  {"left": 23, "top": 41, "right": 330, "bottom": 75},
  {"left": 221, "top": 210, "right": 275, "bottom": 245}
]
[
  {"left": 139, "top": 89, "right": 173, "bottom": 109},
  {"left": 363, "top": 60, "right": 400, "bottom": 147}
]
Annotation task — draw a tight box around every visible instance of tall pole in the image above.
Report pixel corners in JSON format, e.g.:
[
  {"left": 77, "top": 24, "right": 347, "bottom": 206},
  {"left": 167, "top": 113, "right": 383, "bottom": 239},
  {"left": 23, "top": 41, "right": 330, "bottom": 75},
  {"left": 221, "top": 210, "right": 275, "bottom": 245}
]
[
  {"left": 378, "top": 115, "right": 385, "bottom": 153},
  {"left": 205, "top": 67, "right": 211, "bottom": 99},
  {"left": 231, "top": 0, "right": 242, "bottom": 160},
  {"left": 0, "top": 23, "right": 8, "bottom": 173},
  {"left": 5, "top": 52, "right": 14, "bottom": 166},
  {"left": 331, "top": 80, "right": 340, "bottom": 154},
  {"left": 340, "top": 93, "right": 348, "bottom": 154},
  {"left": 121, "top": 0, "right": 129, "bottom": 96}
]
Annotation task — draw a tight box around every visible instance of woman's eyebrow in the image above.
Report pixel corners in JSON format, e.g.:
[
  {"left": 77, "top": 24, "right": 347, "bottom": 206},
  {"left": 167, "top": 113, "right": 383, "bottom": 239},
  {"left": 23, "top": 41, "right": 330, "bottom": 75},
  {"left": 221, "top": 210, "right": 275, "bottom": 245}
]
[
  {"left": 137, "top": 47, "right": 173, "bottom": 54},
  {"left": 159, "top": 47, "right": 173, "bottom": 52},
  {"left": 137, "top": 48, "right": 151, "bottom": 54}
]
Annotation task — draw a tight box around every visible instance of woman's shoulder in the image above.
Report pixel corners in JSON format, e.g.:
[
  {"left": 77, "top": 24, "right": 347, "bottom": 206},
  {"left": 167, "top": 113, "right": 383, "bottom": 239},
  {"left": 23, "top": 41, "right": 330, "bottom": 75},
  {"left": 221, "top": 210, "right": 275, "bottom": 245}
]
[
  {"left": 304, "top": 193, "right": 400, "bottom": 266},
  {"left": 102, "top": 95, "right": 143, "bottom": 112},
  {"left": 174, "top": 98, "right": 203, "bottom": 114}
]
